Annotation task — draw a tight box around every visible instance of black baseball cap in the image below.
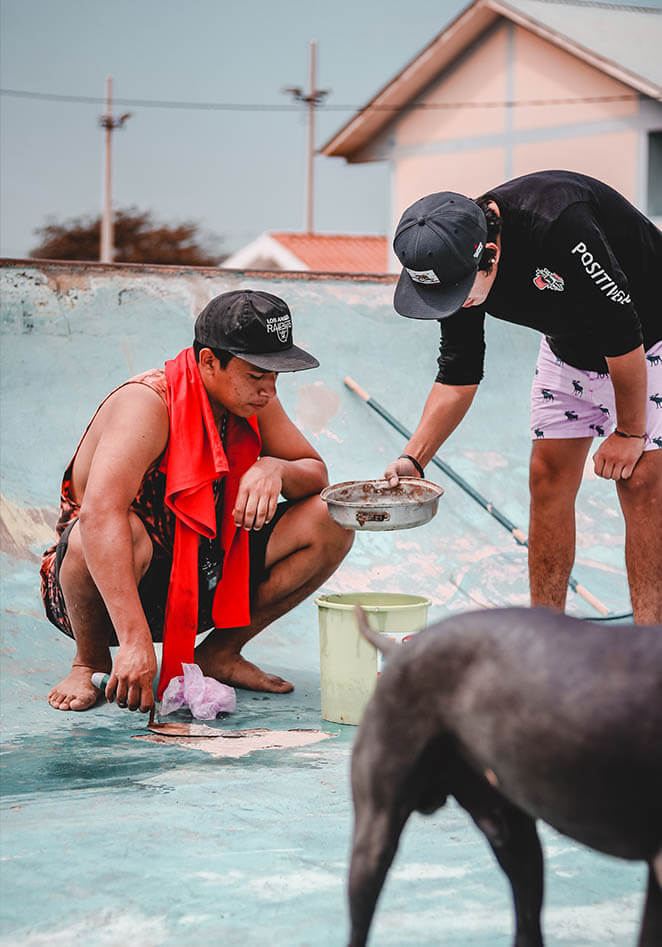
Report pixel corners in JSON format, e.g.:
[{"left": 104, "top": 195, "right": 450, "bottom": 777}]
[
  {"left": 393, "top": 192, "right": 488, "bottom": 319},
  {"left": 194, "top": 290, "right": 319, "bottom": 372}
]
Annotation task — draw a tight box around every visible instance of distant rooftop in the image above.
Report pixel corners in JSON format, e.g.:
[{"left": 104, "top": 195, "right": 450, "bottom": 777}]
[
  {"left": 322, "top": 0, "right": 662, "bottom": 159},
  {"left": 222, "top": 232, "right": 388, "bottom": 274}
]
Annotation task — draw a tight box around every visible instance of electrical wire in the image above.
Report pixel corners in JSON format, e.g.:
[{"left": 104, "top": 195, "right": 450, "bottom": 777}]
[{"left": 0, "top": 87, "right": 643, "bottom": 112}]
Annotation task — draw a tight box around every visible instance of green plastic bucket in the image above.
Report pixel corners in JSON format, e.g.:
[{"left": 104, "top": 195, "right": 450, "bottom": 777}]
[{"left": 315, "top": 592, "right": 431, "bottom": 726}]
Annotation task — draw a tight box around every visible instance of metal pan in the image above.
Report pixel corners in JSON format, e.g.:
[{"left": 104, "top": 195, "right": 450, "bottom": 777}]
[{"left": 321, "top": 478, "right": 444, "bottom": 531}]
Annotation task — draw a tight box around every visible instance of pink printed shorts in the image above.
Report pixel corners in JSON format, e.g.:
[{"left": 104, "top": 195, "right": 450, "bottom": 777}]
[{"left": 530, "top": 338, "right": 662, "bottom": 449}]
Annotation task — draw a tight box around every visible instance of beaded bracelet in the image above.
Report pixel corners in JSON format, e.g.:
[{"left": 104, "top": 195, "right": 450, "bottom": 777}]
[
  {"left": 399, "top": 453, "right": 425, "bottom": 477},
  {"left": 613, "top": 429, "right": 646, "bottom": 440}
]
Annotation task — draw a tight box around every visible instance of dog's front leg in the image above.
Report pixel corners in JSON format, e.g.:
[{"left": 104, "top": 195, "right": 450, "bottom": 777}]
[{"left": 454, "top": 764, "right": 544, "bottom": 947}]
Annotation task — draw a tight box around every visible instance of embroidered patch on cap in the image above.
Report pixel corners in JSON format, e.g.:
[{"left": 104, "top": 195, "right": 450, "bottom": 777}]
[
  {"left": 266, "top": 314, "right": 291, "bottom": 343},
  {"left": 473, "top": 241, "right": 483, "bottom": 259},
  {"left": 406, "top": 268, "right": 440, "bottom": 285}
]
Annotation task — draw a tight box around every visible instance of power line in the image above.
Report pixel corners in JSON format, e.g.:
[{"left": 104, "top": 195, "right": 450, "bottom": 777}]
[{"left": 0, "top": 87, "right": 645, "bottom": 111}]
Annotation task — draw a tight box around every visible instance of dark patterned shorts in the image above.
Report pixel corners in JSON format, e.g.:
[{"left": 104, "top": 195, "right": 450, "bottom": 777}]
[{"left": 45, "top": 500, "right": 293, "bottom": 644}]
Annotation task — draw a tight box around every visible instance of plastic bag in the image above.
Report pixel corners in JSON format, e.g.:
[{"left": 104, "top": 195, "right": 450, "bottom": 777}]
[{"left": 160, "top": 663, "right": 236, "bottom": 719}]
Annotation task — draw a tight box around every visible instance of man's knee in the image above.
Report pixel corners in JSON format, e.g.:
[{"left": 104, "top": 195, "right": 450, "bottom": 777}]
[
  {"left": 57, "top": 524, "right": 88, "bottom": 592},
  {"left": 309, "top": 494, "right": 354, "bottom": 560},
  {"left": 617, "top": 452, "right": 662, "bottom": 511},
  {"left": 529, "top": 445, "right": 584, "bottom": 505},
  {"left": 60, "top": 513, "right": 153, "bottom": 589},
  {"left": 262, "top": 494, "right": 353, "bottom": 581},
  {"left": 127, "top": 513, "right": 153, "bottom": 578}
]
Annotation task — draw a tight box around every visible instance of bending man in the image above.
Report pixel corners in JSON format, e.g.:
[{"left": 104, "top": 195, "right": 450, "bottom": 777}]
[{"left": 387, "top": 170, "right": 661, "bottom": 624}]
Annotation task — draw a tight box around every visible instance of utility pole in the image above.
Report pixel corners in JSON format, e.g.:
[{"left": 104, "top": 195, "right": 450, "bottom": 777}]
[
  {"left": 283, "top": 40, "right": 329, "bottom": 234},
  {"left": 98, "top": 76, "right": 131, "bottom": 263}
]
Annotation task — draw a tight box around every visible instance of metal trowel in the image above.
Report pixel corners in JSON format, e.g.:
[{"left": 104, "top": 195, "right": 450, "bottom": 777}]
[{"left": 91, "top": 672, "right": 238, "bottom": 738}]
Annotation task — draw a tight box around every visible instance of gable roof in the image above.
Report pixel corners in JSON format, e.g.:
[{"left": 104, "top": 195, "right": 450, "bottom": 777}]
[
  {"left": 321, "top": 0, "right": 662, "bottom": 160},
  {"left": 222, "top": 232, "right": 389, "bottom": 274}
]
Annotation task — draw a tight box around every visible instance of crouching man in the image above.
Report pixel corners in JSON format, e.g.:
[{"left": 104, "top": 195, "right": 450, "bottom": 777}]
[{"left": 41, "top": 289, "right": 353, "bottom": 713}]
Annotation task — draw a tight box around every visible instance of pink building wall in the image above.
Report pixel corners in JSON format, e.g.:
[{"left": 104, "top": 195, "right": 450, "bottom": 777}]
[
  {"left": 387, "top": 21, "right": 649, "bottom": 249},
  {"left": 512, "top": 28, "right": 638, "bottom": 132}
]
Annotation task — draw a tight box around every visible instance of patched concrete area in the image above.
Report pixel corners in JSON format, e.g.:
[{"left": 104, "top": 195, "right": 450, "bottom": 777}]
[{"left": 134, "top": 727, "right": 335, "bottom": 758}]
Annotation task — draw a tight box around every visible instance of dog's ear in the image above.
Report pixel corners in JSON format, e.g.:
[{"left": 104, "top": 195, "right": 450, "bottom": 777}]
[{"left": 354, "top": 605, "right": 397, "bottom": 657}]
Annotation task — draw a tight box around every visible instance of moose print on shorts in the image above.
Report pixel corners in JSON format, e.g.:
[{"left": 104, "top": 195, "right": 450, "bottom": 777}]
[
  {"left": 572, "top": 380, "right": 584, "bottom": 397},
  {"left": 590, "top": 424, "right": 606, "bottom": 437},
  {"left": 541, "top": 389, "right": 555, "bottom": 402},
  {"left": 651, "top": 393, "right": 662, "bottom": 409},
  {"left": 534, "top": 428, "right": 545, "bottom": 438},
  {"left": 598, "top": 404, "right": 610, "bottom": 416},
  {"left": 647, "top": 353, "right": 661, "bottom": 367},
  {"left": 565, "top": 410, "right": 579, "bottom": 421}
]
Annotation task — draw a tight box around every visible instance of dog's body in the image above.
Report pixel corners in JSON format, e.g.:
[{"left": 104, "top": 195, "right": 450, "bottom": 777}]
[{"left": 348, "top": 607, "right": 662, "bottom": 946}]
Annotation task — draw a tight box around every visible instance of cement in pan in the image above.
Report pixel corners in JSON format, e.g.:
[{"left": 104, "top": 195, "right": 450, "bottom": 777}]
[{"left": 0, "top": 261, "right": 643, "bottom": 945}]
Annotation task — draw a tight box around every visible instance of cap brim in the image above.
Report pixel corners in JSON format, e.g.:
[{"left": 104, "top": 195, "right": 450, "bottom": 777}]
[
  {"left": 393, "top": 267, "right": 476, "bottom": 320},
  {"left": 237, "top": 343, "right": 320, "bottom": 373}
]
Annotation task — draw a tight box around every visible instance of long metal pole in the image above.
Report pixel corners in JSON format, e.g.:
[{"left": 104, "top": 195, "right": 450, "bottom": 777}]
[
  {"left": 305, "top": 40, "right": 316, "bottom": 234},
  {"left": 100, "top": 75, "right": 113, "bottom": 263}
]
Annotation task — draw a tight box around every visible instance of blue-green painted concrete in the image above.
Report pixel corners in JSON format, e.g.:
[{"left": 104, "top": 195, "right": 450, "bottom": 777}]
[{"left": 0, "top": 262, "right": 643, "bottom": 945}]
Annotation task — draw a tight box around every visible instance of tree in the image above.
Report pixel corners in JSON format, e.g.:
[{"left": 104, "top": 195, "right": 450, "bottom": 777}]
[{"left": 30, "top": 207, "right": 225, "bottom": 266}]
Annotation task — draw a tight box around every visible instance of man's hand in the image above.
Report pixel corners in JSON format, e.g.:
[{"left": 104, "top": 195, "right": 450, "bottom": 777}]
[
  {"left": 593, "top": 432, "right": 645, "bottom": 480},
  {"left": 598, "top": 347, "right": 647, "bottom": 481},
  {"left": 106, "top": 642, "right": 157, "bottom": 713},
  {"left": 384, "top": 456, "right": 421, "bottom": 487},
  {"left": 233, "top": 457, "right": 283, "bottom": 530}
]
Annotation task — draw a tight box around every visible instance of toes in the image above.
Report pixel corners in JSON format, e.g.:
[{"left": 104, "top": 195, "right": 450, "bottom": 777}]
[
  {"left": 47, "top": 687, "right": 97, "bottom": 711},
  {"left": 269, "top": 676, "right": 294, "bottom": 693},
  {"left": 68, "top": 694, "right": 95, "bottom": 711}
]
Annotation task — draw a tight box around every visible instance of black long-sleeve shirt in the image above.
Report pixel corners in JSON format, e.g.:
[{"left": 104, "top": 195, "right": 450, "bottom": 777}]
[{"left": 436, "top": 170, "right": 662, "bottom": 385}]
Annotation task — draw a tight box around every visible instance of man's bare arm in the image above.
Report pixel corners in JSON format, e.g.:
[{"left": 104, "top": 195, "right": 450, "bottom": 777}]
[
  {"left": 593, "top": 345, "right": 648, "bottom": 480},
  {"left": 76, "top": 385, "right": 170, "bottom": 709},
  {"left": 233, "top": 396, "right": 328, "bottom": 530},
  {"left": 385, "top": 382, "right": 478, "bottom": 485}
]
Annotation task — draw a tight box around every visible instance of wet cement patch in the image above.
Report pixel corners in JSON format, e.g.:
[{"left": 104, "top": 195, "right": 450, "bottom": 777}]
[{"left": 133, "top": 727, "right": 334, "bottom": 758}]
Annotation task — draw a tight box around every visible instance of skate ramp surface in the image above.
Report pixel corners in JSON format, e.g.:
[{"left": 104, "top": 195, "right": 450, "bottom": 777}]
[{"left": 0, "top": 260, "right": 641, "bottom": 946}]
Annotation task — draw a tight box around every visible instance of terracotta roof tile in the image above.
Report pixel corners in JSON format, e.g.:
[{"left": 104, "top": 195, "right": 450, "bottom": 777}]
[{"left": 270, "top": 232, "right": 388, "bottom": 273}]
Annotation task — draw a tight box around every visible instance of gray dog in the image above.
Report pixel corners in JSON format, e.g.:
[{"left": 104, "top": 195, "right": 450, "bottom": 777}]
[{"left": 348, "top": 606, "right": 662, "bottom": 946}]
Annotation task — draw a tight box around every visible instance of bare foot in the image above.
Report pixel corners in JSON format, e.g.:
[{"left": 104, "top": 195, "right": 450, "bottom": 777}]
[
  {"left": 198, "top": 652, "right": 294, "bottom": 693},
  {"left": 47, "top": 665, "right": 107, "bottom": 711}
]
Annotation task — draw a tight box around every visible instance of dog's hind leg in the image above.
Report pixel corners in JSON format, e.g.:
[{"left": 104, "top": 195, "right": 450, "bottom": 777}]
[
  {"left": 453, "top": 763, "right": 544, "bottom": 947},
  {"left": 639, "top": 854, "right": 662, "bottom": 947},
  {"left": 347, "top": 803, "right": 411, "bottom": 947},
  {"left": 485, "top": 803, "right": 544, "bottom": 947}
]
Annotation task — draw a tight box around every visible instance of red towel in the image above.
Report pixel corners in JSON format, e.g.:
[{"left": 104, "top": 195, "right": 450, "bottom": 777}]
[{"left": 157, "top": 347, "right": 260, "bottom": 698}]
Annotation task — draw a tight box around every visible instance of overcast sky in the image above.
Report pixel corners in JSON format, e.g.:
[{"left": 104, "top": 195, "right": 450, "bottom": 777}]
[{"left": 1, "top": 0, "right": 659, "bottom": 259}]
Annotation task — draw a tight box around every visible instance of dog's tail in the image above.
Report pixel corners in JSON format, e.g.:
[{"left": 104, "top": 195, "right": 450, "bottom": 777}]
[{"left": 354, "top": 605, "right": 398, "bottom": 657}]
